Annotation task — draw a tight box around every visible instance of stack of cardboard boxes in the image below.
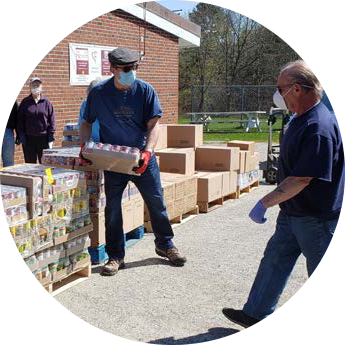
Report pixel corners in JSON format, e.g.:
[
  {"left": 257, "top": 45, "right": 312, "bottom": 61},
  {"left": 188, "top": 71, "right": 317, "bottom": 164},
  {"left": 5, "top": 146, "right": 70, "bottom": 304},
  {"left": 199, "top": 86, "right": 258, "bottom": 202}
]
[
  {"left": 144, "top": 125, "right": 199, "bottom": 228},
  {"left": 227, "top": 140, "right": 260, "bottom": 191},
  {"left": 1, "top": 164, "right": 92, "bottom": 290},
  {"left": 154, "top": 124, "right": 260, "bottom": 214}
]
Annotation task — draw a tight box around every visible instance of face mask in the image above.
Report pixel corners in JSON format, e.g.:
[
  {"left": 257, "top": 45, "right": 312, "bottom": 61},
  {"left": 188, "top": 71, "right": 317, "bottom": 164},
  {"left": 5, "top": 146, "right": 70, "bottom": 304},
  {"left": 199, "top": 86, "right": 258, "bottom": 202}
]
[
  {"left": 273, "top": 90, "right": 287, "bottom": 110},
  {"left": 1, "top": 83, "right": 10, "bottom": 92},
  {"left": 117, "top": 70, "right": 136, "bottom": 86},
  {"left": 31, "top": 87, "right": 41, "bottom": 95}
]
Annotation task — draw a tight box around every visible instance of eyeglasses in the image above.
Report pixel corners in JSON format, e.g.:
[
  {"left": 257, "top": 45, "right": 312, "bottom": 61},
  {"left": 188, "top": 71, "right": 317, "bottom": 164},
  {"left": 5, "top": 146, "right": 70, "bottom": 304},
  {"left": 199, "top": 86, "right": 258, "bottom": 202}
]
[
  {"left": 277, "top": 84, "right": 294, "bottom": 95},
  {"left": 115, "top": 64, "right": 138, "bottom": 73}
]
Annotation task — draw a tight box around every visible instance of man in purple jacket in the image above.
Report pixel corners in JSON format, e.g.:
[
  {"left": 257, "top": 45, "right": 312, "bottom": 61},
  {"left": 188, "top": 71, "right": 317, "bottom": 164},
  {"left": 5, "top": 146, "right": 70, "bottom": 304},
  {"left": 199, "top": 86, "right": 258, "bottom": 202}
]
[{"left": 17, "top": 78, "right": 55, "bottom": 163}]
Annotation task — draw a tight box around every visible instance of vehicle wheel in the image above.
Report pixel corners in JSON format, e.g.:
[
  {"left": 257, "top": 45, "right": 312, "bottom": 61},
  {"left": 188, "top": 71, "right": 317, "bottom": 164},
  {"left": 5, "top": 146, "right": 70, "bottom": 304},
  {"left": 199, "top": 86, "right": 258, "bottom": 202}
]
[{"left": 265, "top": 167, "right": 278, "bottom": 184}]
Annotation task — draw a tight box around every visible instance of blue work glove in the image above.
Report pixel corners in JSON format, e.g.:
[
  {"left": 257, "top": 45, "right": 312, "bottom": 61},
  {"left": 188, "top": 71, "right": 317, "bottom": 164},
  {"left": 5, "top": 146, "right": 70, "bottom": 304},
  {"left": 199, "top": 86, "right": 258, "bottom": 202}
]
[{"left": 249, "top": 200, "right": 267, "bottom": 224}]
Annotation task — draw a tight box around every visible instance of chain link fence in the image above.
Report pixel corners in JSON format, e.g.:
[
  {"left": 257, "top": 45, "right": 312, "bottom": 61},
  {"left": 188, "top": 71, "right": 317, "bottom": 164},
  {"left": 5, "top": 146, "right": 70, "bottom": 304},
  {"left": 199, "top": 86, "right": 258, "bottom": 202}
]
[{"left": 180, "top": 85, "right": 276, "bottom": 115}]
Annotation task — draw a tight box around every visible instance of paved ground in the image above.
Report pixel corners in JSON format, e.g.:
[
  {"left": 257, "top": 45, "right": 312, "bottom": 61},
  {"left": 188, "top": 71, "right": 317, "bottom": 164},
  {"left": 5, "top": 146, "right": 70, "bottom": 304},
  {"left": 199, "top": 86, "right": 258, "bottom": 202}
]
[{"left": 55, "top": 143, "right": 308, "bottom": 344}]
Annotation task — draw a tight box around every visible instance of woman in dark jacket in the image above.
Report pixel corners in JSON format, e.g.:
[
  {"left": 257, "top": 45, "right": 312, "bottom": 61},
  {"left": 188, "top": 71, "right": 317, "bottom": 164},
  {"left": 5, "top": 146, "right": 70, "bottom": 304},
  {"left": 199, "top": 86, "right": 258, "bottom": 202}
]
[{"left": 17, "top": 77, "right": 55, "bottom": 163}]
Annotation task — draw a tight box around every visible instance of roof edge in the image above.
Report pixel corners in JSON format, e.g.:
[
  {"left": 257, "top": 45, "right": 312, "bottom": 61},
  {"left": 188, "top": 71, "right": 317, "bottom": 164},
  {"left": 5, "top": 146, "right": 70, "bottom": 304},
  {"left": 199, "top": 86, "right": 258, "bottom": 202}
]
[{"left": 119, "top": 3, "right": 200, "bottom": 48}]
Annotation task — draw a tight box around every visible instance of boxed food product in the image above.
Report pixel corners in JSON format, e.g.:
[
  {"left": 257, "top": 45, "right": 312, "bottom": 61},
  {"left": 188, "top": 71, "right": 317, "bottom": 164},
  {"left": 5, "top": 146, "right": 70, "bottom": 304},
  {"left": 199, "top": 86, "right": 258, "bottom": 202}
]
[
  {"left": 155, "top": 148, "right": 195, "bottom": 175},
  {"left": 195, "top": 171, "right": 223, "bottom": 202},
  {"left": 195, "top": 146, "right": 239, "bottom": 172},
  {"left": 155, "top": 124, "right": 168, "bottom": 151},
  {"left": 227, "top": 140, "right": 256, "bottom": 155},
  {"left": 167, "top": 124, "right": 203, "bottom": 148},
  {"left": 82, "top": 141, "right": 140, "bottom": 175}
]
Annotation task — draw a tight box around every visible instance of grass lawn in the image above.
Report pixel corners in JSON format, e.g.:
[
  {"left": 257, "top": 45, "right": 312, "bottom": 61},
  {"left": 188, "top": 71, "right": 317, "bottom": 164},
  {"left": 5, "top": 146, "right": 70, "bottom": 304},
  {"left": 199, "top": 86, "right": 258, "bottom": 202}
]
[{"left": 178, "top": 116, "right": 281, "bottom": 143}]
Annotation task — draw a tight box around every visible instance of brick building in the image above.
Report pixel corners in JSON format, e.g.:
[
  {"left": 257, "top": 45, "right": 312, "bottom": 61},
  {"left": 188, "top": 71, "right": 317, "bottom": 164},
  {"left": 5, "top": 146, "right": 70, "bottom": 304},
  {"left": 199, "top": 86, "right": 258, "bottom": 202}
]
[{"left": 12, "top": 2, "right": 200, "bottom": 164}]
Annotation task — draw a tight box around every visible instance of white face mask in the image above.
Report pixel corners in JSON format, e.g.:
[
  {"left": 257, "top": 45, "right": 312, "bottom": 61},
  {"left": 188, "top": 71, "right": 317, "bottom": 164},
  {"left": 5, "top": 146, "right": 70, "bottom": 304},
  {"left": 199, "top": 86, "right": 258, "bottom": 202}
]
[
  {"left": 273, "top": 85, "right": 294, "bottom": 110},
  {"left": 273, "top": 90, "right": 287, "bottom": 110},
  {"left": 1, "top": 83, "right": 10, "bottom": 92},
  {"left": 31, "top": 86, "right": 41, "bottom": 95}
]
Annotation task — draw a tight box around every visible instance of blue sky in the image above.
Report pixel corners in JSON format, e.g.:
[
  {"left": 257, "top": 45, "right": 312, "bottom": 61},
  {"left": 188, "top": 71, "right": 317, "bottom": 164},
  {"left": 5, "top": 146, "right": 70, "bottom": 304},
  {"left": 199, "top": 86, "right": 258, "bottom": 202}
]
[{"left": 157, "top": 0, "right": 199, "bottom": 16}]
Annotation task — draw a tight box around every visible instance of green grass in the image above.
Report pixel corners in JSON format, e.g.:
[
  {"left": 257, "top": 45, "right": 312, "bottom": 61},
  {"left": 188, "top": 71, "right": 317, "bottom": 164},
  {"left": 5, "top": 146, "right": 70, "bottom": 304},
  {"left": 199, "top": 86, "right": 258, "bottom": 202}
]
[{"left": 178, "top": 116, "right": 280, "bottom": 142}]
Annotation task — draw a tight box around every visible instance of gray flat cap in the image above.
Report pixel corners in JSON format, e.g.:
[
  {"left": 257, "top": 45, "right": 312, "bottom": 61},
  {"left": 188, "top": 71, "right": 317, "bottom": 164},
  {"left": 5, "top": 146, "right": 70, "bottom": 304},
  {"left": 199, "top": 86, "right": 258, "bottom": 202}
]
[{"left": 108, "top": 48, "right": 140, "bottom": 65}]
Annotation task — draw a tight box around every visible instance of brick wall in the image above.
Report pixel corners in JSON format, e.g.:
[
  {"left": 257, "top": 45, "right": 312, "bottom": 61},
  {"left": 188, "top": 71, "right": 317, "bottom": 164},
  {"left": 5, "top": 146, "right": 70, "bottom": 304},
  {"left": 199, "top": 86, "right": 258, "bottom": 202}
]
[{"left": 12, "top": 9, "right": 179, "bottom": 165}]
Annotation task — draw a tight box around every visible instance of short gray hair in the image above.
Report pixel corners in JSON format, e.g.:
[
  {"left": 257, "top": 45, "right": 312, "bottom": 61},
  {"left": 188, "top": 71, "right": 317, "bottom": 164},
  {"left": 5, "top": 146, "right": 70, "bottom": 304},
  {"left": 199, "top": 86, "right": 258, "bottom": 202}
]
[
  {"left": 87, "top": 79, "right": 101, "bottom": 95},
  {"left": 280, "top": 60, "right": 323, "bottom": 98}
]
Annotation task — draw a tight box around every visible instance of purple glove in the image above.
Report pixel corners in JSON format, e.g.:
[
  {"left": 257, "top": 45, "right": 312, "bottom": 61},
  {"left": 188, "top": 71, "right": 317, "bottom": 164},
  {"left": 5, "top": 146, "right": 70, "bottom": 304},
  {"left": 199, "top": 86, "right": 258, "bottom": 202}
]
[{"left": 249, "top": 200, "right": 267, "bottom": 224}]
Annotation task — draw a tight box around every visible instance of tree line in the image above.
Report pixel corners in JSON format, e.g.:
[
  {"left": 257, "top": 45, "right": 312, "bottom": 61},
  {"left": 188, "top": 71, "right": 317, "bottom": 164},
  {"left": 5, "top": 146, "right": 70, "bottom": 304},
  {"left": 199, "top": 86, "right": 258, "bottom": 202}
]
[{"left": 179, "top": 3, "right": 299, "bottom": 115}]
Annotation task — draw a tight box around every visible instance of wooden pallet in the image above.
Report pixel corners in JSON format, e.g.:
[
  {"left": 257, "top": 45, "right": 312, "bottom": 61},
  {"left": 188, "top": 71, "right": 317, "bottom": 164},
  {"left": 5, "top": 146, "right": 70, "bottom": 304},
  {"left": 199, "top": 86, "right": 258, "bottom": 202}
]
[
  {"left": 0, "top": 263, "right": 91, "bottom": 323},
  {"left": 144, "top": 206, "right": 199, "bottom": 232},
  {"left": 198, "top": 197, "right": 223, "bottom": 213},
  {"left": 236, "top": 179, "right": 259, "bottom": 198},
  {"left": 223, "top": 191, "right": 237, "bottom": 203}
]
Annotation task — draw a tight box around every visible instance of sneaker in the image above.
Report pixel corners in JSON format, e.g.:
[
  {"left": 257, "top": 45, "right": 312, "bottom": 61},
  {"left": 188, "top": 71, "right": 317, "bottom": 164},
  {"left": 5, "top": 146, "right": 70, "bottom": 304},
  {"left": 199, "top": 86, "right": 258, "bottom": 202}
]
[
  {"left": 155, "top": 246, "right": 187, "bottom": 266},
  {"left": 222, "top": 308, "right": 259, "bottom": 328},
  {"left": 101, "top": 258, "right": 125, "bottom": 276},
  {"left": 292, "top": 329, "right": 345, "bottom": 345}
]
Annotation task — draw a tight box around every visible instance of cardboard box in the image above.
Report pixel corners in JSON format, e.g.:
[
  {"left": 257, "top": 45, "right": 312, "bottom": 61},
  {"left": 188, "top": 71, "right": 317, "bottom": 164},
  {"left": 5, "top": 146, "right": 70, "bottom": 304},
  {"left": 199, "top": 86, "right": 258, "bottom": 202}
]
[
  {"left": 155, "top": 124, "right": 168, "bottom": 151},
  {"left": 174, "top": 197, "right": 185, "bottom": 217},
  {"left": 1, "top": 165, "right": 80, "bottom": 199},
  {"left": 0, "top": 173, "right": 38, "bottom": 219},
  {"left": 155, "top": 148, "right": 195, "bottom": 175},
  {"left": 184, "top": 193, "right": 197, "bottom": 213},
  {"left": 227, "top": 140, "right": 255, "bottom": 155},
  {"left": 160, "top": 180, "right": 176, "bottom": 203},
  {"left": 82, "top": 148, "right": 140, "bottom": 175},
  {"left": 133, "top": 198, "right": 144, "bottom": 229},
  {"left": 229, "top": 171, "right": 237, "bottom": 194},
  {"left": 89, "top": 212, "right": 105, "bottom": 247},
  {"left": 196, "top": 172, "right": 223, "bottom": 202},
  {"left": 195, "top": 146, "right": 239, "bottom": 172},
  {"left": 238, "top": 151, "right": 246, "bottom": 173},
  {"left": 62, "top": 141, "right": 81, "bottom": 147},
  {"left": 249, "top": 152, "right": 260, "bottom": 171},
  {"left": 221, "top": 171, "right": 231, "bottom": 196},
  {"left": 167, "top": 124, "right": 203, "bottom": 148}
]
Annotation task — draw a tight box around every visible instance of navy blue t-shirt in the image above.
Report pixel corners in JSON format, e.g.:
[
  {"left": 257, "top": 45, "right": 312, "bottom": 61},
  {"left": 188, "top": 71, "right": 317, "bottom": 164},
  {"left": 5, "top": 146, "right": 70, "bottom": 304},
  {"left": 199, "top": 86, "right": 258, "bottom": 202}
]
[
  {"left": 278, "top": 102, "right": 344, "bottom": 219},
  {"left": 83, "top": 77, "right": 162, "bottom": 150}
]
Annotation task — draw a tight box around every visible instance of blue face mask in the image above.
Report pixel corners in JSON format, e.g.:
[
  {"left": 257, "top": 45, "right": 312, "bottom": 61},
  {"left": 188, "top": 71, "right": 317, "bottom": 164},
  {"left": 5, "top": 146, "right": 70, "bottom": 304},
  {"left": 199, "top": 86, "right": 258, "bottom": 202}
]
[{"left": 118, "top": 70, "right": 136, "bottom": 86}]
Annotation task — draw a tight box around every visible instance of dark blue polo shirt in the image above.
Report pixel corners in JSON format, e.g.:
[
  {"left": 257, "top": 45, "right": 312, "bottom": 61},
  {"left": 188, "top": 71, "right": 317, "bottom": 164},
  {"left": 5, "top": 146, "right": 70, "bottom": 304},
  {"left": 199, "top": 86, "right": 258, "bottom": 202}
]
[
  {"left": 83, "top": 77, "right": 162, "bottom": 150},
  {"left": 278, "top": 102, "right": 344, "bottom": 219}
]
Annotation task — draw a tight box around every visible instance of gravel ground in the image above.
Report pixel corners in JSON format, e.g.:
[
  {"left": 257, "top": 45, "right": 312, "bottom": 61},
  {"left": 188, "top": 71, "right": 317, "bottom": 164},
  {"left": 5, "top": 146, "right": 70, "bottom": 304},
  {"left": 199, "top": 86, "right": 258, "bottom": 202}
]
[{"left": 55, "top": 143, "right": 308, "bottom": 344}]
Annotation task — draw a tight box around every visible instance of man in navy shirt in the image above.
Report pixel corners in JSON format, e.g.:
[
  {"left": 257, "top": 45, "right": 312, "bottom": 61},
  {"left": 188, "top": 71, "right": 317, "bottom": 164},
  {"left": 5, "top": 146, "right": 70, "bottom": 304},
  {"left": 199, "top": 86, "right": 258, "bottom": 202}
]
[
  {"left": 80, "top": 48, "right": 186, "bottom": 276},
  {"left": 223, "top": 60, "right": 344, "bottom": 328}
]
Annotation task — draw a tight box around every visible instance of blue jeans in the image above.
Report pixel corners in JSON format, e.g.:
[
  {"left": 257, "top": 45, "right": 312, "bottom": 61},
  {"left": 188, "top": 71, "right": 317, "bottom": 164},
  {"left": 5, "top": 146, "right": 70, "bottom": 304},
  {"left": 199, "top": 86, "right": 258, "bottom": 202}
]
[
  {"left": 243, "top": 211, "right": 337, "bottom": 320},
  {"left": 104, "top": 154, "right": 174, "bottom": 259},
  {"left": 1, "top": 128, "right": 15, "bottom": 167}
]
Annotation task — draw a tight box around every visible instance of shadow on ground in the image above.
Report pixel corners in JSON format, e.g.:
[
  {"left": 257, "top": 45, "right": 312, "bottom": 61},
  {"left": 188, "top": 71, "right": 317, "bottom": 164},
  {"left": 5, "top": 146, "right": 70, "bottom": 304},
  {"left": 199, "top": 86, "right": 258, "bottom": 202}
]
[
  {"left": 148, "top": 327, "right": 240, "bottom": 345},
  {"left": 91, "top": 257, "right": 170, "bottom": 274}
]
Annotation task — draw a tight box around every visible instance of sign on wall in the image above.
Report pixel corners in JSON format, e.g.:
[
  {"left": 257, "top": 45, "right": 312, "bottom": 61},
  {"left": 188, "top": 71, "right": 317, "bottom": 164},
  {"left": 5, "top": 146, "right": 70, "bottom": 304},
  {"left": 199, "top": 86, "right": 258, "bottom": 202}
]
[{"left": 69, "top": 43, "right": 115, "bottom": 85}]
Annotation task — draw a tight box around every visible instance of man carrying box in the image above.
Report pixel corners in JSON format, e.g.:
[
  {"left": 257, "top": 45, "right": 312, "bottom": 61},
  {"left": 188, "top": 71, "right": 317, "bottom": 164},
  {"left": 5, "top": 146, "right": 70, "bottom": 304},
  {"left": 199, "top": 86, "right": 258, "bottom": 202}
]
[{"left": 79, "top": 48, "right": 186, "bottom": 276}]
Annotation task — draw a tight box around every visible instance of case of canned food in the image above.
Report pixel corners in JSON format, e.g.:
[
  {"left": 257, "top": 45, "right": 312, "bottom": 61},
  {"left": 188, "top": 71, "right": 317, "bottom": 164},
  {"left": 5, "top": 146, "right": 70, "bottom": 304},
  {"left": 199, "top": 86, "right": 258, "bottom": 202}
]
[
  {"left": 1, "top": 185, "right": 27, "bottom": 202},
  {"left": 6, "top": 204, "right": 29, "bottom": 226},
  {"left": 82, "top": 141, "right": 141, "bottom": 175},
  {"left": 89, "top": 196, "right": 106, "bottom": 210},
  {"left": 63, "top": 135, "right": 81, "bottom": 142}
]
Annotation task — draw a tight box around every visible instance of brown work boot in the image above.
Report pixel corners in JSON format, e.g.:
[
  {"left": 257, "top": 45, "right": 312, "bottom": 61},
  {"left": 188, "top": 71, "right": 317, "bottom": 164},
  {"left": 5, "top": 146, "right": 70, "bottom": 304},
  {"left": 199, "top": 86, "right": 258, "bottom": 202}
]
[
  {"left": 155, "top": 246, "right": 187, "bottom": 266},
  {"left": 101, "top": 258, "right": 125, "bottom": 276}
]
